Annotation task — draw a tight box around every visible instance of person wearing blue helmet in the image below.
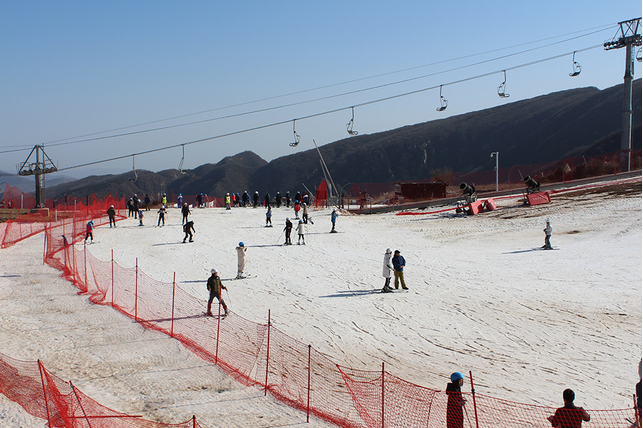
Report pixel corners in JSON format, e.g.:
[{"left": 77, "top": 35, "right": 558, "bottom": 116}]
[
  {"left": 236, "top": 242, "right": 247, "bottom": 279},
  {"left": 446, "top": 372, "right": 466, "bottom": 428}
]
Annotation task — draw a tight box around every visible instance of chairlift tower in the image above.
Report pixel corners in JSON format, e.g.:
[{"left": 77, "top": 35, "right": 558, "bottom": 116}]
[
  {"left": 17, "top": 145, "right": 58, "bottom": 208},
  {"left": 604, "top": 17, "right": 642, "bottom": 172}
]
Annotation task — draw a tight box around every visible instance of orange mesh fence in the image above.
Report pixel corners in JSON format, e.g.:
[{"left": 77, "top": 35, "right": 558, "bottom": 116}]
[{"left": 0, "top": 352, "right": 204, "bottom": 427}]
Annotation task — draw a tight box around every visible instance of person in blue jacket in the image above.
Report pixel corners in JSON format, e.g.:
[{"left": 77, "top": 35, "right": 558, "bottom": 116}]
[
  {"left": 392, "top": 250, "right": 408, "bottom": 290},
  {"left": 330, "top": 209, "right": 338, "bottom": 233}
]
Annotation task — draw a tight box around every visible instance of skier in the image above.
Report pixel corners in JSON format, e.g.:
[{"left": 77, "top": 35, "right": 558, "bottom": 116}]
[
  {"left": 331, "top": 209, "right": 338, "bottom": 233},
  {"left": 157, "top": 205, "right": 166, "bottom": 226},
  {"left": 297, "top": 220, "right": 306, "bottom": 245},
  {"left": 177, "top": 193, "right": 183, "bottom": 208},
  {"left": 132, "top": 195, "right": 139, "bottom": 218},
  {"left": 225, "top": 193, "right": 231, "bottom": 210},
  {"left": 196, "top": 193, "right": 203, "bottom": 208},
  {"left": 264, "top": 192, "right": 271, "bottom": 208},
  {"left": 284, "top": 217, "right": 293, "bottom": 245},
  {"left": 181, "top": 203, "right": 190, "bottom": 225},
  {"left": 253, "top": 191, "right": 259, "bottom": 208},
  {"left": 446, "top": 372, "right": 466, "bottom": 428},
  {"left": 295, "top": 191, "right": 301, "bottom": 204},
  {"left": 183, "top": 220, "right": 195, "bottom": 243},
  {"left": 127, "top": 198, "right": 134, "bottom": 217},
  {"left": 542, "top": 219, "right": 553, "bottom": 249},
  {"left": 302, "top": 193, "right": 309, "bottom": 205},
  {"left": 392, "top": 250, "right": 408, "bottom": 290},
  {"left": 266, "top": 205, "right": 273, "bottom": 227},
  {"left": 548, "top": 389, "right": 590, "bottom": 428},
  {"left": 206, "top": 269, "right": 228, "bottom": 317},
  {"left": 381, "top": 248, "right": 394, "bottom": 292},
  {"left": 138, "top": 209, "right": 144, "bottom": 226},
  {"left": 144, "top": 194, "right": 151, "bottom": 210},
  {"left": 236, "top": 242, "right": 247, "bottom": 279},
  {"left": 84, "top": 220, "right": 94, "bottom": 243},
  {"left": 242, "top": 191, "right": 249, "bottom": 207},
  {"left": 276, "top": 191, "right": 282, "bottom": 208},
  {"left": 294, "top": 201, "right": 301, "bottom": 219},
  {"left": 285, "top": 191, "right": 291, "bottom": 208},
  {"left": 302, "top": 203, "right": 309, "bottom": 224},
  {"left": 107, "top": 205, "right": 116, "bottom": 228},
  {"left": 161, "top": 193, "right": 167, "bottom": 205}
]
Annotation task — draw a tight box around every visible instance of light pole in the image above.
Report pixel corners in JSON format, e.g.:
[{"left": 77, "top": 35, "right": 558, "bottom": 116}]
[{"left": 490, "top": 152, "right": 499, "bottom": 192}]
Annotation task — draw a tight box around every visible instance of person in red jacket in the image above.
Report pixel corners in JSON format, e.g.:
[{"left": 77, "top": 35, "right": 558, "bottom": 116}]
[{"left": 548, "top": 389, "right": 590, "bottom": 428}]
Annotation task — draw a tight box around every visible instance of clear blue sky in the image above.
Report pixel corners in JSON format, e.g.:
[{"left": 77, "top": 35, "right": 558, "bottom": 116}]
[{"left": 1, "top": 1, "right": 641, "bottom": 178}]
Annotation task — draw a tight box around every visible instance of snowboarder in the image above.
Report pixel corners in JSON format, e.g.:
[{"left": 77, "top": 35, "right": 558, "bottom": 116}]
[
  {"left": 543, "top": 219, "right": 553, "bottom": 249},
  {"left": 181, "top": 203, "right": 190, "bottom": 225},
  {"left": 297, "top": 220, "right": 306, "bottom": 245},
  {"left": 138, "top": 209, "right": 144, "bottom": 226},
  {"left": 107, "top": 205, "right": 116, "bottom": 228},
  {"left": 183, "top": 220, "right": 195, "bottom": 242},
  {"left": 236, "top": 242, "right": 247, "bottom": 279},
  {"left": 302, "top": 203, "right": 309, "bottom": 224},
  {"left": 206, "top": 269, "right": 228, "bottom": 317},
  {"left": 381, "top": 248, "right": 394, "bottom": 292},
  {"left": 157, "top": 205, "right": 166, "bottom": 226},
  {"left": 84, "top": 221, "right": 94, "bottom": 243},
  {"left": 446, "top": 372, "right": 466, "bottom": 428},
  {"left": 266, "top": 205, "right": 273, "bottom": 227},
  {"left": 392, "top": 250, "right": 408, "bottom": 290},
  {"left": 284, "top": 218, "right": 293, "bottom": 245},
  {"left": 547, "top": 389, "right": 590, "bottom": 428},
  {"left": 330, "top": 209, "right": 338, "bottom": 233}
]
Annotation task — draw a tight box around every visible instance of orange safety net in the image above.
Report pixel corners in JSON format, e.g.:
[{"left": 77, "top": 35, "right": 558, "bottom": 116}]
[
  {"left": 0, "top": 352, "right": 204, "bottom": 427},
  {"left": 314, "top": 180, "right": 328, "bottom": 208}
]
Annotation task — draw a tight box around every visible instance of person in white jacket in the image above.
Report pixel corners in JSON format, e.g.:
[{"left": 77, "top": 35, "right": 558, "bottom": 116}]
[
  {"left": 236, "top": 242, "right": 247, "bottom": 279},
  {"left": 542, "top": 219, "right": 552, "bottom": 249},
  {"left": 297, "top": 220, "right": 306, "bottom": 245},
  {"left": 382, "top": 248, "right": 394, "bottom": 292}
]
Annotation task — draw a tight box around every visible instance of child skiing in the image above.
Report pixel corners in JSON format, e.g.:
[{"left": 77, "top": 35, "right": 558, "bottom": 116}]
[
  {"left": 206, "top": 269, "right": 228, "bottom": 317},
  {"left": 157, "top": 205, "right": 166, "bottom": 226},
  {"left": 138, "top": 210, "right": 144, "bottom": 226},
  {"left": 84, "top": 221, "right": 94, "bottom": 243},
  {"left": 236, "top": 242, "right": 247, "bottom": 279},
  {"left": 297, "top": 220, "right": 306, "bottom": 245},
  {"left": 266, "top": 205, "right": 273, "bottom": 227}
]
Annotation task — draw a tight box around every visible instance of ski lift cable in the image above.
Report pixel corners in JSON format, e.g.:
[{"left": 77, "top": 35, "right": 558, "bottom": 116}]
[
  {"left": 1, "top": 26, "right": 616, "bottom": 155},
  {"left": 56, "top": 44, "right": 603, "bottom": 172}
]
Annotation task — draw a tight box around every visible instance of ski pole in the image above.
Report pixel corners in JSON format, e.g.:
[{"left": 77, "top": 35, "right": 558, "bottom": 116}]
[
  {"left": 276, "top": 229, "right": 285, "bottom": 244},
  {"left": 225, "top": 288, "right": 232, "bottom": 305}
]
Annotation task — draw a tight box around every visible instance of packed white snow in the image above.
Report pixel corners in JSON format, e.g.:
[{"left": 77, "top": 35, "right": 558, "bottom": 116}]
[{"left": 0, "top": 180, "right": 641, "bottom": 427}]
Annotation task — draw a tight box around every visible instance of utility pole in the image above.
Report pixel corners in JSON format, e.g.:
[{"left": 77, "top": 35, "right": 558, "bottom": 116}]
[
  {"left": 604, "top": 17, "right": 642, "bottom": 172},
  {"left": 18, "top": 145, "right": 58, "bottom": 208}
]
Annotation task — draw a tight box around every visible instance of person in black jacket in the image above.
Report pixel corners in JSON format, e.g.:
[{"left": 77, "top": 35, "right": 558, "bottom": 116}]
[
  {"left": 446, "top": 372, "right": 466, "bottom": 428},
  {"left": 107, "top": 205, "right": 116, "bottom": 228},
  {"left": 284, "top": 218, "right": 293, "bottom": 245},
  {"left": 181, "top": 203, "right": 190, "bottom": 225},
  {"left": 183, "top": 221, "right": 195, "bottom": 243}
]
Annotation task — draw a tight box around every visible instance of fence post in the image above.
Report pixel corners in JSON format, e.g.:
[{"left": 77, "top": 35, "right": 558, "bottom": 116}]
[
  {"left": 70, "top": 381, "right": 93, "bottom": 428},
  {"left": 215, "top": 299, "right": 221, "bottom": 364},
  {"left": 307, "top": 344, "right": 311, "bottom": 423},
  {"left": 42, "top": 222, "right": 47, "bottom": 265},
  {"left": 381, "top": 362, "right": 385, "bottom": 428},
  {"left": 37, "top": 360, "right": 52, "bottom": 428},
  {"left": 111, "top": 249, "right": 114, "bottom": 308},
  {"left": 171, "top": 272, "right": 176, "bottom": 338},
  {"left": 469, "top": 371, "right": 480, "bottom": 428},
  {"left": 264, "top": 309, "right": 271, "bottom": 396},
  {"left": 135, "top": 258, "right": 138, "bottom": 321},
  {"left": 192, "top": 415, "right": 196, "bottom": 428},
  {"left": 84, "top": 241, "right": 87, "bottom": 291}
]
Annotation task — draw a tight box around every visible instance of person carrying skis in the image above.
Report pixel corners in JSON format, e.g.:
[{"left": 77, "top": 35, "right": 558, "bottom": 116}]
[
  {"left": 206, "top": 269, "right": 228, "bottom": 317},
  {"left": 107, "top": 205, "right": 116, "bottom": 228},
  {"left": 381, "top": 248, "right": 393, "bottom": 292},
  {"left": 157, "top": 205, "right": 167, "bottom": 226},
  {"left": 183, "top": 220, "right": 195, "bottom": 242},
  {"left": 446, "top": 372, "right": 466, "bottom": 428},
  {"left": 542, "top": 219, "right": 553, "bottom": 249},
  {"left": 236, "top": 242, "right": 247, "bottom": 279},
  {"left": 84, "top": 220, "right": 94, "bottom": 243},
  {"left": 331, "top": 209, "right": 338, "bottom": 233},
  {"left": 284, "top": 217, "right": 293, "bottom": 245},
  {"left": 181, "top": 203, "right": 190, "bottom": 225},
  {"left": 548, "top": 389, "right": 590, "bottom": 428},
  {"left": 392, "top": 250, "right": 408, "bottom": 290},
  {"left": 266, "top": 205, "right": 273, "bottom": 227},
  {"left": 297, "top": 220, "right": 306, "bottom": 245}
]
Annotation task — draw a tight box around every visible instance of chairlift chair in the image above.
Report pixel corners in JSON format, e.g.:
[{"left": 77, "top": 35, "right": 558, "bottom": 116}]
[
  {"left": 436, "top": 85, "right": 448, "bottom": 112},
  {"left": 129, "top": 155, "right": 137, "bottom": 182},
  {"left": 290, "top": 120, "right": 301, "bottom": 147},
  {"left": 569, "top": 51, "right": 581, "bottom": 77},
  {"left": 497, "top": 71, "right": 510, "bottom": 98},
  {"left": 637, "top": 47, "right": 642, "bottom": 63},
  {"left": 178, "top": 144, "right": 187, "bottom": 174},
  {"left": 346, "top": 107, "right": 359, "bottom": 136}
]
